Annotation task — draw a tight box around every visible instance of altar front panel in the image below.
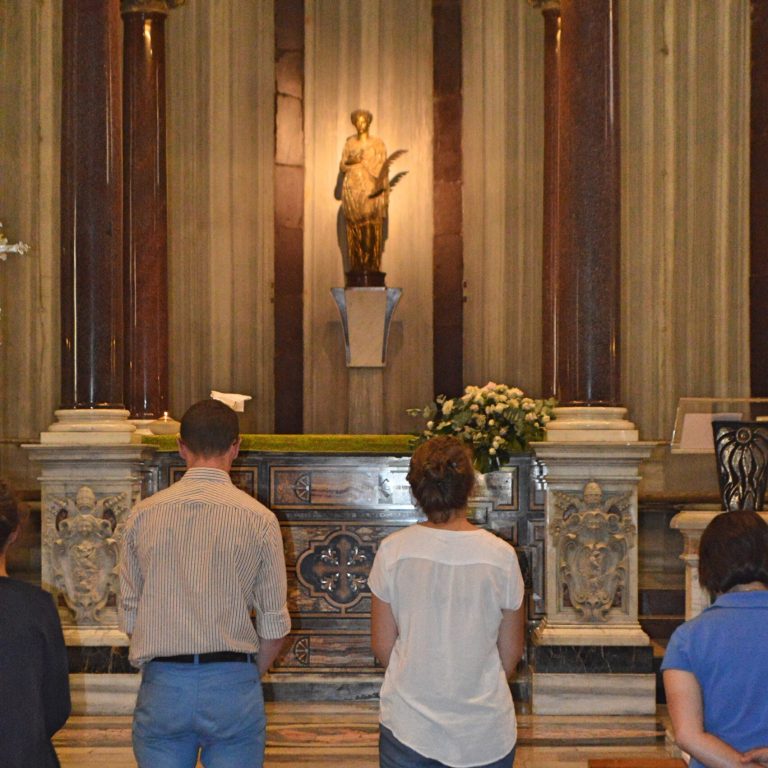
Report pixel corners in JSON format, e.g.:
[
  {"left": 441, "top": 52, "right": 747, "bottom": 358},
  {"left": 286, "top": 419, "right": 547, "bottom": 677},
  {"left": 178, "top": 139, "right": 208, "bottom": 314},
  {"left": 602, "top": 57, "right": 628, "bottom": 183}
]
[{"left": 150, "top": 450, "right": 545, "bottom": 689}]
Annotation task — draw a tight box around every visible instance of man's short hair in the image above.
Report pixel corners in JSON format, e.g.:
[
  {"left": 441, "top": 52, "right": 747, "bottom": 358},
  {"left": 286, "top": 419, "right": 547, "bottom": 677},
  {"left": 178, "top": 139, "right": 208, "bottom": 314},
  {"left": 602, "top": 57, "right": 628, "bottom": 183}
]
[
  {"left": 699, "top": 510, "right": 768, "bottom": 596},
  {"left": 179, "top": 399, "right": 240, "bottom": 458}
]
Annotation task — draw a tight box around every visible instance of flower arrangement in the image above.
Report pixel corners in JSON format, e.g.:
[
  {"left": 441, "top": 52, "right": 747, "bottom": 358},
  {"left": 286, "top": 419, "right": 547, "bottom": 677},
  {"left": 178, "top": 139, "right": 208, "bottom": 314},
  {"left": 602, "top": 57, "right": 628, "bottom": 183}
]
[{"left": 407, "top": 382, "right": 557, "bottom": 473}]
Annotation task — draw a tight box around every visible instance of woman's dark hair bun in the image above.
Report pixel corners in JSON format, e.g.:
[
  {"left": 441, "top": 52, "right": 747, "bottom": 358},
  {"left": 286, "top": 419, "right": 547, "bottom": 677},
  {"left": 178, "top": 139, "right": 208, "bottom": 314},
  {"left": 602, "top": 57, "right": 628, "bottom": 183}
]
[{"left": 408, "top": 437, "right": 475, "bottom": 523}]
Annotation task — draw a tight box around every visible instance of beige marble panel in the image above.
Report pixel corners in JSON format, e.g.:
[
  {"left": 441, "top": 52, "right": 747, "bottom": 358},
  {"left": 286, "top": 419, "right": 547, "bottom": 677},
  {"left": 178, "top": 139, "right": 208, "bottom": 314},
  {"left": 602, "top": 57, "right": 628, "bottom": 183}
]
[
  {"left": 303, "top": 0, "right": 434, "bottom": 434},
  {"left": 166, "top": 2, "right": 275, "bottom": 433},
  {"left": 463, "top": 1, "right": 544, "bottom": 396},
  {"left": 620, "top": 1, "right": 750, "bottom": 441},
  {"left": 532, "top": 673, "right": 657, "bottom": 716},
  {"left": 0, "top": 0, "right": 61, "bottom": 486}
]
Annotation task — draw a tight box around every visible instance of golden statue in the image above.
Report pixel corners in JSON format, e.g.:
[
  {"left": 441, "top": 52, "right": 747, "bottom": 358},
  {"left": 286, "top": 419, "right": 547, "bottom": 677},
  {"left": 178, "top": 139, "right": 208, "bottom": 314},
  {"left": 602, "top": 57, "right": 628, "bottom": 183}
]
[{"left": 338, "top": 109, "right": 407, "bottom": 284}]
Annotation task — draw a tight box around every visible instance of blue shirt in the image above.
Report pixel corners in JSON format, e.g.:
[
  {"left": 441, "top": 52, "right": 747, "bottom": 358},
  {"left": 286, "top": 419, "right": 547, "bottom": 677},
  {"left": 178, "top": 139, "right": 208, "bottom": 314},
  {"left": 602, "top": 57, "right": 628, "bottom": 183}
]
[{"left": 661, "top": 590, "right": 768, "bottom": 767}]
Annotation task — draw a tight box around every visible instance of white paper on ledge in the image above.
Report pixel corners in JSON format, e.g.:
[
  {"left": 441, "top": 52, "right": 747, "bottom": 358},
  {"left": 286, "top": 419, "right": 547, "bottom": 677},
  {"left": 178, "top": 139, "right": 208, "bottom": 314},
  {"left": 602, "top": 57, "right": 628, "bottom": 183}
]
[{"left": 210, "top": 390, "right": 252, "bottom": 412}]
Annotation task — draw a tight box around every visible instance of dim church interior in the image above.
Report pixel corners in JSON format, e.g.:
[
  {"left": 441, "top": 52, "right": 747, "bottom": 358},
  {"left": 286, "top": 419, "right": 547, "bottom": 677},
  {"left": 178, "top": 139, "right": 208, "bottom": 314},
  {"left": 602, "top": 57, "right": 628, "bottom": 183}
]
[{"left": 5, "top": 1, "right": 765, "bottom": 766}]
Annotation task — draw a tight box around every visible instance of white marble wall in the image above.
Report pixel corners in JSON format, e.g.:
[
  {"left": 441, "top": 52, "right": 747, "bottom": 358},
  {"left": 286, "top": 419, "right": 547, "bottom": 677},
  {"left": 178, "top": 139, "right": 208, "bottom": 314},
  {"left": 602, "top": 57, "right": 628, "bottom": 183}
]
[
  {"left": 462, "top": 0, "right": 545, "bottom": 397},
  {"left": 620, "top": 0, "right": 750, "bottom": 441},
  {"left": 0, "top": 1, "right": 753, "bottom": 483},
  {"left": 303, "top": 0, "right": 435, "bottom": 434},
  {"left": 0, "top": 0, "right": 61, "bottom": 487}
]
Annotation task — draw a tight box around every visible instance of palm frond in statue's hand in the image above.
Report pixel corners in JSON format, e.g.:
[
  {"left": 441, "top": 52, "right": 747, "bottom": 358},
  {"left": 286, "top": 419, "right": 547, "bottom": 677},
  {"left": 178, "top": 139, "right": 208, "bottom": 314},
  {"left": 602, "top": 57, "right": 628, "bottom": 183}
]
[
  {"left": 368, "top": 149, "right": 408, "bottom": 198},
  {"left": 388, "top": 171, "right": 408, "bottom": 190}
]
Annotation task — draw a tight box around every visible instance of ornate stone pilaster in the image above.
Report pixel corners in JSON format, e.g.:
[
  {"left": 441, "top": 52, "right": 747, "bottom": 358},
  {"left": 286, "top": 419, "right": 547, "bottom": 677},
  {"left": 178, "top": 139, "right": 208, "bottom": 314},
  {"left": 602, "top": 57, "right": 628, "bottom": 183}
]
[
  {"left": 669, "top": 509, "right": 719, "bottom": 621},
  {"left": 25, "top": 443, "right": 157, "bottom": 646},
  {"left": 530, "top": 441, "right": 656, "bottom": 715},
  {"left": 120, "top": 0, "right": 183, "bottom": 422}
]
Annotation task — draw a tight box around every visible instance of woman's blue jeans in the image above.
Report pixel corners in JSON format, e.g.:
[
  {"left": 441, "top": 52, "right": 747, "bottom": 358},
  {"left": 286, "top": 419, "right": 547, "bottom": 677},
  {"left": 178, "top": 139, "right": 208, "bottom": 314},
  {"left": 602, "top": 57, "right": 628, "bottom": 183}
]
[
  {"left": 379, "top": 724, "right": 516, "bottom": 768},
  {"left": 132, "top": 659, "right": 266, "bottom": 768}
]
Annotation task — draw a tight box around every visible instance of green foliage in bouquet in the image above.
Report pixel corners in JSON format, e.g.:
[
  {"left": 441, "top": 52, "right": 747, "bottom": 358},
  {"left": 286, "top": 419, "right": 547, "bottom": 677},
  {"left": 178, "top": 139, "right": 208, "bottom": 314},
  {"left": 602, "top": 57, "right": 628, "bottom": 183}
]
[{"left": 407, "top": 382, "right": 557, "bottom": 473}]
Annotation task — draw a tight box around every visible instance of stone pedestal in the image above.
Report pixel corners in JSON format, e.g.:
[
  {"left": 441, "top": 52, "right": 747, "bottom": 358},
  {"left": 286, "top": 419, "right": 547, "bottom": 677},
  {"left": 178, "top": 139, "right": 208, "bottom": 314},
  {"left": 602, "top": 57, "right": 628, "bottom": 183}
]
[
  {"left": 331, "top": 286, "right": 401, "bottom": 367},
  {"left": 530, "top": 440, "right": 656, "bottom": 714},
  {"left": 667, "top": 507, "right": 767, "bottom": 620},
  {"left": 24, "top": 442, "right": 156, "bottom": 647},
  {"left": 331, "top": 286, "right": 401, "bottom": 434}
]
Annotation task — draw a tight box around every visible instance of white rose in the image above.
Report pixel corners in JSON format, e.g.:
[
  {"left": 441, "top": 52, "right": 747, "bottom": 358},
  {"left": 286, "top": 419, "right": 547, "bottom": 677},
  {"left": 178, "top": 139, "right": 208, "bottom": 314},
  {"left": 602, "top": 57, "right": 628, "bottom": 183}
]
[{"left": 442, "top": 399, "right": 454, "bottom": 416}]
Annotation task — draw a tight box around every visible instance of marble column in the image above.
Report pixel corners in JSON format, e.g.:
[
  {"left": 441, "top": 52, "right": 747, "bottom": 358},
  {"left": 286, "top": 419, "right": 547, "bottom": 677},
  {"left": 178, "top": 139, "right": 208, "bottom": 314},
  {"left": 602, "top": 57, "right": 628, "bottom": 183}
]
[
  {"left": 533, "top": 0, "right": 561, "bottom": 400},
  {"left": 60, "top": 0, "right": 124, "bottom": 412},
  {"left": 541, "top": 0, "right": 636, "bottom": 442},
  {"left": 555, "top": 0, "right": 620, "bottom": 407},
  {"left": 121, "top": 1, "right": 181, "bottom": 422},
  {"left": 751, "top": 0, "right": 768, "bottom": 396},
  {"left": 274, "top": 0, "right": 305, "bottom": 434},
  {"left": 432, "top": 0, "right": 464, "bottom": 398}
]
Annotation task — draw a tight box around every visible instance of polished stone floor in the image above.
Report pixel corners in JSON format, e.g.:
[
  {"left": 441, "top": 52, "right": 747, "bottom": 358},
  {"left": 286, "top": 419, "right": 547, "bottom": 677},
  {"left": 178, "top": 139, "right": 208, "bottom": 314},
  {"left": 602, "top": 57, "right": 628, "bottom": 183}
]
[{"left": 54, "top": 702, "right": 680, "bottom": 767}]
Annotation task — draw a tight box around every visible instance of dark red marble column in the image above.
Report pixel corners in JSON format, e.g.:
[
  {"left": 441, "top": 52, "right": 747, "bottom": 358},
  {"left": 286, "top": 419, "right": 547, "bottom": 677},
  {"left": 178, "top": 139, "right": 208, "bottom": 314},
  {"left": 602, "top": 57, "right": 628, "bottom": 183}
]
[
  {"left": 274, "top": 0, "right": 305, "bottom": 433},
  {"left": 538, "top": 1, "right": 561, "bottom": 400},
  {"left": 751, "top": 1, "right": 768, "bottom": 396},
  {"left": 121, "top": 1, "right": 177, "bottom": 419},
  {"left": 555, "top": 0, "right": 621, "bottom": 406},
  {"left": 60, "top": 0, "right": 124, "bottom": 409},
  {"left": 432, "top": 0, "right": 464, "bottom": 398}
]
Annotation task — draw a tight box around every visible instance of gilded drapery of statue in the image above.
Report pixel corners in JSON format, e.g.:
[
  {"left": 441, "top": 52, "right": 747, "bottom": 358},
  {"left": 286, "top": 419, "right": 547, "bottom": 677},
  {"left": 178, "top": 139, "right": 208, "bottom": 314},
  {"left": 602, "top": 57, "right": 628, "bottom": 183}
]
[
  {"left": 550, "top": 481, "right": 634, "bottom": 621},
  {"left": 338, "top": 109, "right": 407, "bottom": 284}
]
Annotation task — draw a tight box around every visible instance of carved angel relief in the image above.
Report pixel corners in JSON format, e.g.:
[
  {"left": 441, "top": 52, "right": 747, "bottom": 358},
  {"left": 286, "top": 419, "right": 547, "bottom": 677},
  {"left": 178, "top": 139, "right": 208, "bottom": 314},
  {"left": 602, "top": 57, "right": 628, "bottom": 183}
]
[
  {"left": 49, "top": 486, "right": 128, "bottom": 624},
  {"left": 550, "top": 481, "right": 634, "bottom": 621}
]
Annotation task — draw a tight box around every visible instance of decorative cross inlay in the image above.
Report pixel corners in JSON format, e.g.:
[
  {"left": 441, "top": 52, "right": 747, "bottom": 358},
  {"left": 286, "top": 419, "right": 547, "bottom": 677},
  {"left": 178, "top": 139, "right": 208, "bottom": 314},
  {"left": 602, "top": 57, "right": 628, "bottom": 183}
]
[{"left": 296, "top": 531, "right": 375, "bottom": 608}]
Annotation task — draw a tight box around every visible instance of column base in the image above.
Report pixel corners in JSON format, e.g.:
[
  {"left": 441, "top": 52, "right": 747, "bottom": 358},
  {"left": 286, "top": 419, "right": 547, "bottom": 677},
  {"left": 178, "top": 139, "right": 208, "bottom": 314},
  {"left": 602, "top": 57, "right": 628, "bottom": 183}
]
[
  {"left": 41, "top": 409, "right": 138, "bottom": 444},
  {"left": 64, "top": 626, "right": 129, "bottom": 647},
  {"left": 533, "top": 619, "right": 650, "bottom": 647},
  {"left": 546, "top": 406, "right": 639, "bottom": 442}
]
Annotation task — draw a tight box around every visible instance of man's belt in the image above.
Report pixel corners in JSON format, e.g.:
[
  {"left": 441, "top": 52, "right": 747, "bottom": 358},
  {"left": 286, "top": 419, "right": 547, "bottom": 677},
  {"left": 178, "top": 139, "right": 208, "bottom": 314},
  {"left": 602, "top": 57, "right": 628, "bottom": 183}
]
[{"left": 152, "top": 651, "right": 256, "bottom": 664}]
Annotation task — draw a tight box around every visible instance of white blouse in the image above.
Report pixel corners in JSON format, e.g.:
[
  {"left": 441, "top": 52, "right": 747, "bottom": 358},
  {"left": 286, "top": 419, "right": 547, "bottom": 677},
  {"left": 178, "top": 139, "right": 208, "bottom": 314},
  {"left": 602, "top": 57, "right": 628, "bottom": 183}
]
[{"left": 368, "top": 524, "right": 524, "bottom": 767}]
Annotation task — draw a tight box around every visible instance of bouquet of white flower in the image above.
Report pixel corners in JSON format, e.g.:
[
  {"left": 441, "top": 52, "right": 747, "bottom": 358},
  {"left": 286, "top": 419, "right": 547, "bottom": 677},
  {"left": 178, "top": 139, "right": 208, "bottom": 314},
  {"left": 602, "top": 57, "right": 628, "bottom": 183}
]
[{"left": 407, "top": 382, "right": 557, "bottom": 473}]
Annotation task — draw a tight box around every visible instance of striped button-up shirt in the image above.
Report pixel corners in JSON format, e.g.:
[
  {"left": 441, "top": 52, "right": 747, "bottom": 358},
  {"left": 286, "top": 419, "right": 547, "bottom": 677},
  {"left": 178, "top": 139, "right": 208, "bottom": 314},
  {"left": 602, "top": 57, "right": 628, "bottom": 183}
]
[{"left": 119, "top": 467, "right": 291, "bottom": 667}]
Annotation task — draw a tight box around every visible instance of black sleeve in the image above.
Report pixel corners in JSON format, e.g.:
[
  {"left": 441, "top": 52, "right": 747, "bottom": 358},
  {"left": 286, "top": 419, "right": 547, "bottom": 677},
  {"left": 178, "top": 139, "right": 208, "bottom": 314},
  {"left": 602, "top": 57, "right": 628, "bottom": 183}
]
[{"left": 39, "top": 592, "right": 71, "bottom": 736}]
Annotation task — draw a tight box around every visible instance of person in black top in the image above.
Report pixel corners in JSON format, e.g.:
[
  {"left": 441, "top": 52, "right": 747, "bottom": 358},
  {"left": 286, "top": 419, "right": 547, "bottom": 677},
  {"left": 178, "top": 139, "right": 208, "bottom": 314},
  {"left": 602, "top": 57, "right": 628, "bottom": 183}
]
[{"left": 0, "top": 480, "right": 71, "bottom": 768}]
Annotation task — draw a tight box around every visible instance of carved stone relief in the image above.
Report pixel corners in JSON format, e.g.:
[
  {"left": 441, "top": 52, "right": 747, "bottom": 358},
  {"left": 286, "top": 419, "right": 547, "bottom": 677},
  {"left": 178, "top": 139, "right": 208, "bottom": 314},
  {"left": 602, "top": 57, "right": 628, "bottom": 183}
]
[
  {"left": 49, "top": 486, "right": 129, "bottom": 624},
  {"left": 550, "top": 481, "right": 634, "bottom": 621}
]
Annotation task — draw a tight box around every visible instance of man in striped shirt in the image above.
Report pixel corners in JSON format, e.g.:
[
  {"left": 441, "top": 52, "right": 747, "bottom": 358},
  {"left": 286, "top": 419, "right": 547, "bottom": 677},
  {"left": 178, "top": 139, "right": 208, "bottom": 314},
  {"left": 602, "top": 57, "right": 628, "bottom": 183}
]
[{"left": 119, "top": 399, "right": 291, "bottom": 768}]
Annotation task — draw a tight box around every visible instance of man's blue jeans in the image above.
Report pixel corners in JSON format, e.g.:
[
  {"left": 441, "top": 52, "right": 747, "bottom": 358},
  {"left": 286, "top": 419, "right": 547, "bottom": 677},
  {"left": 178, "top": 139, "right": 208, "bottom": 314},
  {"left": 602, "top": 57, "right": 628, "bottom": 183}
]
[{"left": 133, "top": 659, "right": 266, "bottom": 768}]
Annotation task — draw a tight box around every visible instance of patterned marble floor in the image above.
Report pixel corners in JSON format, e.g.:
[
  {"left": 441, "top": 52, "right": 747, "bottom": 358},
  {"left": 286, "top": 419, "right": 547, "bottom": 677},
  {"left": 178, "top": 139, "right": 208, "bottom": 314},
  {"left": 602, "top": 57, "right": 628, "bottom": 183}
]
[{"left": 54, "top": 702, "right": 679, "bottom": 767}]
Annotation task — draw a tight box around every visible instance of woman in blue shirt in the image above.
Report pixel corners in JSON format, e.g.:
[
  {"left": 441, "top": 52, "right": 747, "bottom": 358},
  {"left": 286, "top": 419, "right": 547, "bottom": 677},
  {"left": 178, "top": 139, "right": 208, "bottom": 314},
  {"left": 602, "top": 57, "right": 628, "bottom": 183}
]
[{"left": 662, "top": 511, "right": 768, "bottom": 768}]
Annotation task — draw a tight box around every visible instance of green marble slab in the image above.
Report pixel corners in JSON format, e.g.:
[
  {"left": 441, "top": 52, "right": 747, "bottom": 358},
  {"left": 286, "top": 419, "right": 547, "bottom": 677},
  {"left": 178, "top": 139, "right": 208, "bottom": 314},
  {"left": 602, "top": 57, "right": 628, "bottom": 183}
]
[{"left": 142, "top": 433, "right": 414, "bottom": 454}]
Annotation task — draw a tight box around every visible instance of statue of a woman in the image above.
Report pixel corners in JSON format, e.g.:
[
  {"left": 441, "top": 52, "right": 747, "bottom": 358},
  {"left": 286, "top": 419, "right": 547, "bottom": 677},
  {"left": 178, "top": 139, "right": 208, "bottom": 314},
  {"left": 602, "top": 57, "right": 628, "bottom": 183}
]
[{"left": 339, "top": 110, "right": 406, "bottom": 283}]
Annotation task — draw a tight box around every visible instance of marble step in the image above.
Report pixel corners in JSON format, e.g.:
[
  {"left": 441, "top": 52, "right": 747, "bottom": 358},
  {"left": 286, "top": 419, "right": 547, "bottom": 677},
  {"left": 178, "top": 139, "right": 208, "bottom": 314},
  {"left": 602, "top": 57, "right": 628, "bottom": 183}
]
[{"left": 54, "top": 707, "right": 666, "bottom": 750}]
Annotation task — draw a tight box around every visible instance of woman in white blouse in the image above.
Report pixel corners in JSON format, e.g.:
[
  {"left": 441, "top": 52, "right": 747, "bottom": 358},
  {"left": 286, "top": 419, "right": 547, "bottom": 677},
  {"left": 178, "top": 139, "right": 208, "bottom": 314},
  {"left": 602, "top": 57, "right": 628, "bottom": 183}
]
[{"left": 369, "top": 436, "right": 525, "bottom": 768}]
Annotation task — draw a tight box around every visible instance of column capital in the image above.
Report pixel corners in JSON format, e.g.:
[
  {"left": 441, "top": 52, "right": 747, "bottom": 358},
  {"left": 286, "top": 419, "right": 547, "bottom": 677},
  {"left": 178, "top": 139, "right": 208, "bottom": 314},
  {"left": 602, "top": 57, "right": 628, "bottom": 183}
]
[
  {"left": 528, "top": 0, "right": 560, "bottom": 13},
  {"left": 120, "top": 0, "right": 184, "bottom": 15}
]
